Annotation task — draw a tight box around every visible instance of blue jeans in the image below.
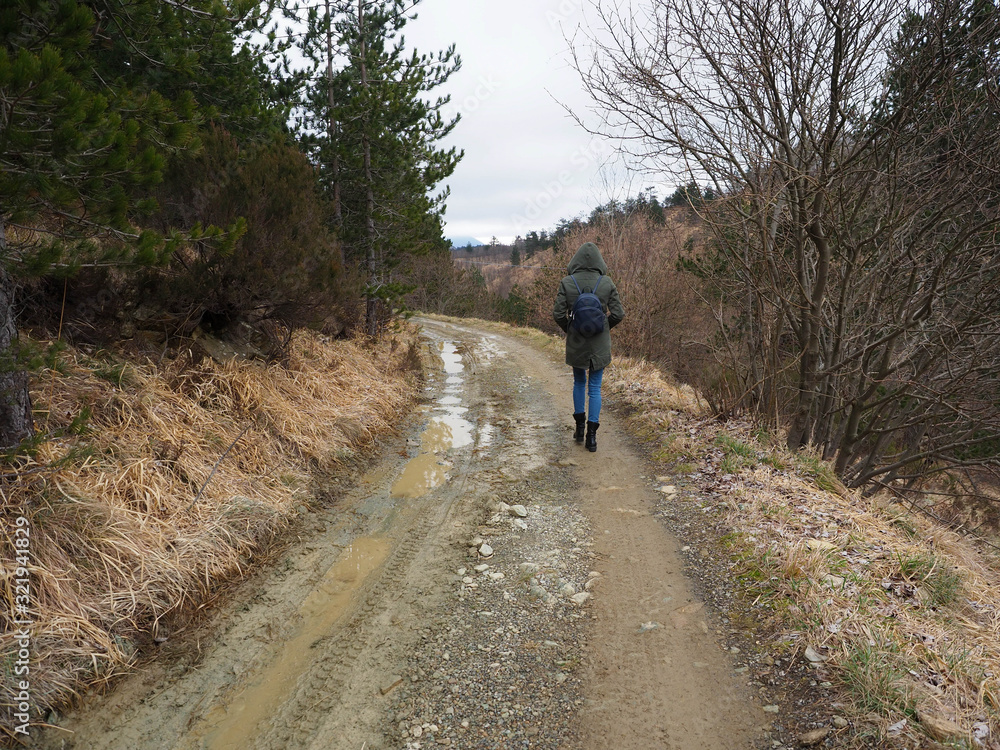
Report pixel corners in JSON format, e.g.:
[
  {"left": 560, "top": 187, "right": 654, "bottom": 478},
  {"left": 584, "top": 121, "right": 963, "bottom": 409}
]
[{"left": 573, "top": 367, "right": 604, "bottom": 422}]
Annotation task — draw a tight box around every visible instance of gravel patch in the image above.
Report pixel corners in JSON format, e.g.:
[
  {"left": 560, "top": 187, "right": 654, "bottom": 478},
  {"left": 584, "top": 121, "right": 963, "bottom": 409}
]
[{"left": 386, "top": 465, "right": 595, "bottom": 749}]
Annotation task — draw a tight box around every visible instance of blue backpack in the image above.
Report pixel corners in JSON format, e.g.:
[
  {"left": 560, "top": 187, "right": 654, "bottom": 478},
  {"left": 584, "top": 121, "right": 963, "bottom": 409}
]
[{"left": 569, "top": 275, "right": 606, "bottom": 337}]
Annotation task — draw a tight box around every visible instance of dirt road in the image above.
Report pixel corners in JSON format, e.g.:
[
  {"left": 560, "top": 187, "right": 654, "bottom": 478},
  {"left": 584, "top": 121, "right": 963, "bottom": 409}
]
[{"left": 35, "top": 318, "right": 761, "bottom": 750}]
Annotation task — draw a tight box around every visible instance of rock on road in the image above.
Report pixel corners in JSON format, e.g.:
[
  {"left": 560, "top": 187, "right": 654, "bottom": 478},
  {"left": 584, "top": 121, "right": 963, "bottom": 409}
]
[{"left": 35, "top": 318, "right": 760, "bottom": 750}]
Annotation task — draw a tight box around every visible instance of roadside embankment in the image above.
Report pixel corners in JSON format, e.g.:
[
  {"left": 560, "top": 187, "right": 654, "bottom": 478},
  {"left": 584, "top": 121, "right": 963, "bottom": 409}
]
[
  {"left": 1, "top": 329, "right": 419, "bottom": 742},
  {"left": 603, "top": 357, "right": 1000, "bottom": 749}
]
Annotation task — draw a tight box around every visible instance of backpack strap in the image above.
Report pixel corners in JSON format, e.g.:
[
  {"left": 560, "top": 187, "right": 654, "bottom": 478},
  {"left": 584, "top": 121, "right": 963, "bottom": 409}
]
[{"left": 571, "top": 274, "right": 603, "bottom": 294}]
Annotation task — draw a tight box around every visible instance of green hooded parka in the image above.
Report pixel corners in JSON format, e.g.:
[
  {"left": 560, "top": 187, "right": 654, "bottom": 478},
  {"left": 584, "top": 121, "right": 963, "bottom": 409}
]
[{"left": 553, "top": 242, "right": 625, "bottom": 371}]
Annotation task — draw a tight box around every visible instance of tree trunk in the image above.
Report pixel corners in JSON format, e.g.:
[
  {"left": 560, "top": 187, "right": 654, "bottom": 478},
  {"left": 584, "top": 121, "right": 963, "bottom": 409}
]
[
  {"left": 788, "top": 214, "right": 832, "bottom": 451},
  {"left": 358, "top": 0, "right": 378, "bottom": 338},
  {"left": 0, "top": 216, "right": 33, "bottom": 449},
  {"left": 325, "top": 0, "right": 344, "bottom": 266}
]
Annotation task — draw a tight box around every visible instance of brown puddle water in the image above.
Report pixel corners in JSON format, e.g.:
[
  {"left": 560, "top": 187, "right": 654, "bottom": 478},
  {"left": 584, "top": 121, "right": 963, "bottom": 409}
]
[
  {"left": 390, "top": 418, "right": 455, "bottom": 498},
  {"left": 195, "top": 537, "right": 391, "bottom": 750},
  {"left": 390, "top": 340, "right": 474, "bottom": 499}
]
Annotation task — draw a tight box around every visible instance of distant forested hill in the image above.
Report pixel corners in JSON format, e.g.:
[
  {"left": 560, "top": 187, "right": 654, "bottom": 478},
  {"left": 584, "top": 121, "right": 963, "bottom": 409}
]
[{"left": 448, "top": 236, "right": 485, "bottom": 248}]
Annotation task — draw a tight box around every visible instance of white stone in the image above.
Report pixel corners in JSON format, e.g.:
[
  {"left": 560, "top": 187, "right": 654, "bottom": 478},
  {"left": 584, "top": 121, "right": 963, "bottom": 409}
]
[
  {"left": 806, "top": 539, "right": 837, "bottom": 551},
  {"left": 570, "top": 592, "right": 591, "bottom": 605},
  {"left": 488, "top": 572, "right": 505, "bottom": 581},
  {"left": 410, "top": 725, "right": 423, "bottom": 738},
  {"left": 804, "top": 645, "right": 826, "bottom": 663},
  {"left": 510, "top": 504, "right": 528, "bottom": 518},
  {"left": 821, "top": 573, "right": 845, "bottom": 588},
  {"left": 559, "top": 583, "right": 577, "bottom": 596},
  {"left": 513, "top": 519, "right": 528, "bottom": 530},
  {"left": 479, "top": 543, "right": 494, "bottom": 558},
  {"left": 474, "top": 564, "right": 490, "bottom": 573}
]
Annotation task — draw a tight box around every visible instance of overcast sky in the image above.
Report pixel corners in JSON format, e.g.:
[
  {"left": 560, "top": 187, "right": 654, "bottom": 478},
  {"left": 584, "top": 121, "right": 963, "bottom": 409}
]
[{"left": 404, "top": 0, "right": 656, "bottom": 244}]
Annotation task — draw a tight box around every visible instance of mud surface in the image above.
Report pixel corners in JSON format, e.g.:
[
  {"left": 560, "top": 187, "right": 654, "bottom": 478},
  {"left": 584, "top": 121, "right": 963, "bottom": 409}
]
[{"left": 33, "top": 319, "right": 763, "bottom": 750}]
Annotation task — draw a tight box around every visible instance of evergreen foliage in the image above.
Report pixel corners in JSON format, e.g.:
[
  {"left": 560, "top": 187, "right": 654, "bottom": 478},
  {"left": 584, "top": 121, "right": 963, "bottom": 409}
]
[
  {"left": 0, "top": 0, "right": 283, "bottom": 447},
  {"left": 589, "top": 188, "right": 669, "bottom": 224},
  {"left": 283, "top": 0, "right": 462, "bottom": 335},
  {"left": 148, "top": 125, "right": 344, "bottom": 330}
]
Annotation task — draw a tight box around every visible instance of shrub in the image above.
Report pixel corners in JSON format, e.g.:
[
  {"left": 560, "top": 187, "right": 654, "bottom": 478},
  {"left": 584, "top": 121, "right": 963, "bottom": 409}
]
[{"left": 145, "top": 125, "right": 350, "bottom": 333}]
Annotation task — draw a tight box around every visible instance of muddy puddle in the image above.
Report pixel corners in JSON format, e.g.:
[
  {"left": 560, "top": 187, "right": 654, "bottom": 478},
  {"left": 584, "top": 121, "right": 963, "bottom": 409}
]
[
  {"left": 194, "top": 332, "right": 486, "bottom": 748},
  {"left": 191, "top": 538, "right": 390, "bottom": 749},
  {"left": 390, "top": 338, "right": 480, "bottom": 499}
]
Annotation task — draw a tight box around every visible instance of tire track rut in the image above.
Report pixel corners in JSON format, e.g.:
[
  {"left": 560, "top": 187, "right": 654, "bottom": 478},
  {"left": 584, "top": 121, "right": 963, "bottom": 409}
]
[{"left": 259, "top": 463, "right": 480, "bottom": 749}]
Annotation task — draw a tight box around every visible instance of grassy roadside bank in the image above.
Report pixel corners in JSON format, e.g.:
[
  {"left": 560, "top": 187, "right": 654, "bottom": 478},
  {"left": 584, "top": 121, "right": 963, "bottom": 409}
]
[
  {"left": 448, "top": 315, "right": 1000, "bottom": 749},
  {"left": 606, "top": 366, "right": 1000, "bottom": 750},
  {"left": 1, "top": 328, "right": 420, "bottom": 742}
]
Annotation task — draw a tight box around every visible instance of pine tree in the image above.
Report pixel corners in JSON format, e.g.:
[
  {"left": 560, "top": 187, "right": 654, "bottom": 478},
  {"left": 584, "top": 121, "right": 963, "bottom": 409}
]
[
  {"left": 149, "top": 125, "right": 341, "bottom": 329},
  {"left": 285, "top": 0, "right": 462, "bottom": 336},
  {"left": 0, "top": 0, "right": 271, "bottom": 448}
]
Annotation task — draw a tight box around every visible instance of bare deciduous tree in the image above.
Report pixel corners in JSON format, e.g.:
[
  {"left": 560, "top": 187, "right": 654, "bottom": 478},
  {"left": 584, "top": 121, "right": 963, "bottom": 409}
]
[{"left": 573, "top": 0, "right": 1000, "bottom": 493}]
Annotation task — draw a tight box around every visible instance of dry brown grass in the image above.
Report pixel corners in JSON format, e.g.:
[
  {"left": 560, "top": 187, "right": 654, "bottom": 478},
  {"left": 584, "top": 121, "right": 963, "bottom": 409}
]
[
  {"left": 0, "top": 329, "right": 418, "bottom": 740},
  {"left": 605, "top": 361, "right": 1000, "bottom": 748},
  {"left": 604, "top": 357, "right": 706, "bottom": 416}
]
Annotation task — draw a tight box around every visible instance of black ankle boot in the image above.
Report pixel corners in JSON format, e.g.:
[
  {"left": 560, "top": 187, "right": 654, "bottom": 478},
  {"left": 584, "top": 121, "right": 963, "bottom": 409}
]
[
  {"left": 573, "top": 413, "right": 586, "bottom": 443},
  {"left": 585, "top": 421, "right": 599, "bottom": 452}
]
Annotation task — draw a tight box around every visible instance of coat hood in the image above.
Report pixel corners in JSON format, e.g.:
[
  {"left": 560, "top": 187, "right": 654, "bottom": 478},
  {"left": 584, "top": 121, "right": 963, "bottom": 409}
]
[{"left": 567, "top": 242, "right": 608, "bottom": 275}]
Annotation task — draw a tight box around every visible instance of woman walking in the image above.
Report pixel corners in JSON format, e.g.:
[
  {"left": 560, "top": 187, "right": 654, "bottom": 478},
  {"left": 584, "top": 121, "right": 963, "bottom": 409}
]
[{"left": 553, "top": 242, "right": 625, "bottom": 452}]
